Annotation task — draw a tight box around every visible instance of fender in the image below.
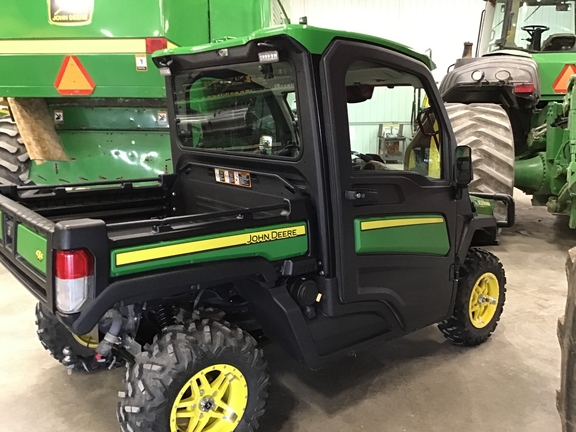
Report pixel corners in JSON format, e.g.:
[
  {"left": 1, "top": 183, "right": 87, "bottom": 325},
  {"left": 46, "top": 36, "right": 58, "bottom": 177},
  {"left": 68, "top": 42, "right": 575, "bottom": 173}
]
[{"left": 62, "top": 257, "right": 278, "bottom": 335}]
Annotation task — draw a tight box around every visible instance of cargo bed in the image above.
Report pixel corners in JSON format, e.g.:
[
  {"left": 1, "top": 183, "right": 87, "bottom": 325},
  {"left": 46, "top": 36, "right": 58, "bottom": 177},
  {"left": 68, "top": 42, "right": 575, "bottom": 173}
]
[{"left": 0, "top": 167, "right": 307, "bottom": 327}]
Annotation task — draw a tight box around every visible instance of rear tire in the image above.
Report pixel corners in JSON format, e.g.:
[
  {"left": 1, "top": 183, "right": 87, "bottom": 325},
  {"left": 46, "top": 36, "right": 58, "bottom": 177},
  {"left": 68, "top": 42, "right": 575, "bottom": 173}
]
[
  {"left": 35, "top": 302, "right": 97, "bottom": 364},
  {"left": 119, "top": 320, "right": 269, "bottom": 432},
  {"left": 0, "top": 116, "right": 30, "bottom": 185},
  {"left": 445, "top": 103, "right": 514, "bottom": 218},
  {"left": 439, "top": 248, "right": 506, "bottom": 346}
]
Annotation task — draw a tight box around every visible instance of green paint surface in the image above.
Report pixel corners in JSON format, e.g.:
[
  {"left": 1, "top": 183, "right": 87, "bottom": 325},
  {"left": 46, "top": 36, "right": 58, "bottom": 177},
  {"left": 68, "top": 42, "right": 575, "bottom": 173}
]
[
  {"left": 157, "top": 24, "right": 435, "bottom": 70},
  {"left": 1, "top": 0, "right": 174, "bottom": 40},
  {"left": 469, "top": 196, "right": 493, "bottom": 216},
  {"left": 0, "top": 0, "right": 290, "bottom": 97},
  {"left": 51, "top": 107, "right": 170, "bottom": 131},
  {"left": 0, "top": 54, "right": 166, "bottom": 98},
  {"left": 532, "top": 52, "right": 576, "bottom": 101},
  {"left": 17, "top": 225, "right": 47, "bottom": 274},
  {"left": 29, "top": 131, "right": 172, "bottom": 185},
  {"left": 111, "top": 222, "right": 309, "bottom": 276},
  {"left": 0, "top": 0, "right": 280, "bottom": 44},
  {"left": 354, "top": 215, "right": 449, "bottom": 255}
]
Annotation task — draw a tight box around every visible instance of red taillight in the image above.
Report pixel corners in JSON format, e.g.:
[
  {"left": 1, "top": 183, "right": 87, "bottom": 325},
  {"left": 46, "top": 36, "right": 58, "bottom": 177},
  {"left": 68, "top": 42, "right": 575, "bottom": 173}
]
[
  {"left": 55, "top": 249, "right": 94, "bottom": 280},
  {"left": 146, "top": 38, "right": 168, "bottom": 54},
  {"left": 514, "top": 83, "right": 536, "bottom": 94}
]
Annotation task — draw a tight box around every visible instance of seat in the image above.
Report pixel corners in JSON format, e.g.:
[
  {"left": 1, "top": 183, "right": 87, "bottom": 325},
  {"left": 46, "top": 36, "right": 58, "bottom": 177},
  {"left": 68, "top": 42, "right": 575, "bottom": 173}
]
[{"left": 541, "top": 33, "right": 576, "bottom": 52}]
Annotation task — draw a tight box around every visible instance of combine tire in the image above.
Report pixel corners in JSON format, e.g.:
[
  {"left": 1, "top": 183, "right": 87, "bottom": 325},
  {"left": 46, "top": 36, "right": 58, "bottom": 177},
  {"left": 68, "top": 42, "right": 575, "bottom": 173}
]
[
  {"left": 0, "top": 115, "right": 30, "bottom": 185},
  {"left": 35, "top": 302, "right": 98, "bottom": 364},
  {"left": 438, "top": 248, "right": 506, "bottom": 346},
  {"left": 119, "top": 320, "right": 269, "bottom": 432},
  {"left": 445, "top": 103, "right": 514, "bottom": 200}
]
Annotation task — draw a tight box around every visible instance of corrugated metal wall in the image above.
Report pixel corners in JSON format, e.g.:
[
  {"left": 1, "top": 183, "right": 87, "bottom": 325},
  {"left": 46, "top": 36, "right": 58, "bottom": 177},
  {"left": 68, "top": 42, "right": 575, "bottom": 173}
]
[{"left": 289, "top": 0, "right": 485, "bottom": 154}]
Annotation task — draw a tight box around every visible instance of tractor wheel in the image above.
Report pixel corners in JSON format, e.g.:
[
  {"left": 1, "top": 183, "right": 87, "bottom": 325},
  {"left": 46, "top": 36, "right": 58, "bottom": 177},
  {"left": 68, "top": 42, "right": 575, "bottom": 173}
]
[
  {"left": 0, "top": 116, "right": 31, "bottom": 185},
  {"left": 35, "top": 302, "right": 98, "bottom": 364},
  {"left": 445, "top": 103, "right": 514, "bottom": 216},
  {"left": 118, "top": 320, "right": 269, "bottom": 432},
  {"left": 438, "top": 248, "right": 506, "bottom": 346}
]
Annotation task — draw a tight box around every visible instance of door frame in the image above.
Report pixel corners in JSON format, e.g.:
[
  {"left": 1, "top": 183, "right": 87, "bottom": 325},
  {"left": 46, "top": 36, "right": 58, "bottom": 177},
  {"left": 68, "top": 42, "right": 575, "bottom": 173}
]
[{"left": 318, "top": 39, "right": 461, "bottom": 326}]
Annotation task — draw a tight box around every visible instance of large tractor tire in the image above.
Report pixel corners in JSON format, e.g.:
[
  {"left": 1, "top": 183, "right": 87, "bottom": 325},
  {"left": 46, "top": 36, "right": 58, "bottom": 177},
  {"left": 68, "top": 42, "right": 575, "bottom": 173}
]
[
  {"left": 558, "top": 248, "right": 576, "bottom": 432},
  {"left": 445, "top": 103, "right": 515, "bottom": 200},
  {"left": 0, "top": 115, "right": 30, "bottom": 185}
]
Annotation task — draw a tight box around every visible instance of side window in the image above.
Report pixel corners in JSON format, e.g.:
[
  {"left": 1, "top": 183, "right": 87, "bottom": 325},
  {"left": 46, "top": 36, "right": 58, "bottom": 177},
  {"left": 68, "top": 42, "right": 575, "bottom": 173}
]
[{"left": 345, "top": 60, "right": 443, "bottom": 179}]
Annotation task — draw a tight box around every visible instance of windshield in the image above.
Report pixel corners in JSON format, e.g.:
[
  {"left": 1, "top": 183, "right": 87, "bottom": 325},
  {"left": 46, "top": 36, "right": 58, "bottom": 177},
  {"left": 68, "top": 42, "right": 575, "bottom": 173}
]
[
  {"left": 173, "top": 61, "right": 299, "bottom": 158},
  {"left": 487, "top": 0, "right": 576, "bottom": 52}
]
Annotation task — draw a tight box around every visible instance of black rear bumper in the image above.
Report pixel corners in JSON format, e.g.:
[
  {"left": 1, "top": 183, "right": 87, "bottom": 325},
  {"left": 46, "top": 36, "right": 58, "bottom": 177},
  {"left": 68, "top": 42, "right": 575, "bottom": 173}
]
[{"left": 0, "top": 194, "right": 54, "bottom": 307}]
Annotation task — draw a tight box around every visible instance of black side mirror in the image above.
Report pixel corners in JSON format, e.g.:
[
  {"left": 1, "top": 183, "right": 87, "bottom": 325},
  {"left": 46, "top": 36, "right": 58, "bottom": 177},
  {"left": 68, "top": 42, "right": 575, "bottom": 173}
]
[{"left": 455, "top": 145, "right": 473, "bottom": 188}]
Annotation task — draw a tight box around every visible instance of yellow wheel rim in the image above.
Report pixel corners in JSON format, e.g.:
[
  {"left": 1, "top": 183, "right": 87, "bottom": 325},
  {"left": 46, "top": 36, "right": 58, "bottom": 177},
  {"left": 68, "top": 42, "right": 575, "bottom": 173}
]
[
  {"left": 72, "top": 333, "right": 99, "bottom": 349},
  {"left": 468, "top": 272, "right": 500, "bottom": 329},
  {"left": 170, "top": 364, "right": 248, "bottom": 432}
]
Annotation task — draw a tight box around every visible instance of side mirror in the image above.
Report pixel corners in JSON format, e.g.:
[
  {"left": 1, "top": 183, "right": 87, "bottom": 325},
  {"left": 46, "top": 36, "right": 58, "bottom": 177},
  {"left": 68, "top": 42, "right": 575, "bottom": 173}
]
[{"left": 455, "top": 145, "right": 473, "bottom": 188}]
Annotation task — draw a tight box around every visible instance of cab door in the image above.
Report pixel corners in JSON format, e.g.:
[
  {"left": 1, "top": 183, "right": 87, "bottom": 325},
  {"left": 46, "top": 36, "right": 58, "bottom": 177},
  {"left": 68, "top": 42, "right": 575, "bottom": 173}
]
[{"left": 320, "top": 40, "right": 459, "bottom": 331}]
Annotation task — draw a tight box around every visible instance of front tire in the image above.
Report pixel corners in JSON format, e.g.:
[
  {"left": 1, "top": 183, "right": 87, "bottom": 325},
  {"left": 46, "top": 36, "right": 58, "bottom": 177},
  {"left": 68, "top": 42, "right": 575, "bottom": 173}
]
[
  {"left": 119, "top": 320, "right": 269, "bottom": 432},
  {"left": 439, "top": 248, "right": 506, "bottom": 346}
]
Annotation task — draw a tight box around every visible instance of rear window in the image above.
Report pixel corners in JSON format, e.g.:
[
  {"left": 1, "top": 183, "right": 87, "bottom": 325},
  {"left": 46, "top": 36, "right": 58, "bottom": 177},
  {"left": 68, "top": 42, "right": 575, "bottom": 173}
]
[{"left": 173, "top": 61, "right": 300, "bottom": 158}]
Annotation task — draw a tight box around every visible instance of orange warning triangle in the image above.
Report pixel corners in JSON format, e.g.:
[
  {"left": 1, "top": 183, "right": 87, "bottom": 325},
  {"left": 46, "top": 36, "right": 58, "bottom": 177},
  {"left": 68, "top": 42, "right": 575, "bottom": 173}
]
[
  {"left": 553, "top": 64, "right": 576, "bottom": 94},
  {"left": 54, "top": 56, "right": 95, "bottom": 96}
]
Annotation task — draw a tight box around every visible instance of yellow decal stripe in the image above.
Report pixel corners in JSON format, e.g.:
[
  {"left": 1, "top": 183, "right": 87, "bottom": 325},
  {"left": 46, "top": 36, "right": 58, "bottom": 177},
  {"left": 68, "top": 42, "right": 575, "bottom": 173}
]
[
  {"left": 0, "top": 39, "right": 147, "bottom": 54},
  {"left": 116, "top": 225, "right": 307, "bottom": 266},
  {"left": 360, "top": 217, "right": 445, "bottom": 231}
]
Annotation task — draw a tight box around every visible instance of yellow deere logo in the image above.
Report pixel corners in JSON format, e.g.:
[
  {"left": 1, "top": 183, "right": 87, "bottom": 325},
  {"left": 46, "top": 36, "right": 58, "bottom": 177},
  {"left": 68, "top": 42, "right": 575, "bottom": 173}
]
[
  {"left": 48, "top": 0, "right": 94, "bottom": 26},
  {"left": 35, "top": 250, "right": 44, "bottom": 261}
]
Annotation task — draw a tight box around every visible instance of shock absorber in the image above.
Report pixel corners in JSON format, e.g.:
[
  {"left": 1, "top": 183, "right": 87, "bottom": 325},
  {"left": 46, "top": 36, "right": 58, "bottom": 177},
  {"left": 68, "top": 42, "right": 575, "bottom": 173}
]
[{"left": 155, "top": 304, "right": 174, "bottom": 330}]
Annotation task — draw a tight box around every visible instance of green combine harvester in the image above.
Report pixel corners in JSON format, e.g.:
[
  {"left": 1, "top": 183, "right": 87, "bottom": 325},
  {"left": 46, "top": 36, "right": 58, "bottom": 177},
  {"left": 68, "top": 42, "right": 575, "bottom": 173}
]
[
  {"left": 441, "top": 0, "right": 576, "bottom": 227},
  {"left": 0, "top": 0, "right": 290, "bottom": 186}
]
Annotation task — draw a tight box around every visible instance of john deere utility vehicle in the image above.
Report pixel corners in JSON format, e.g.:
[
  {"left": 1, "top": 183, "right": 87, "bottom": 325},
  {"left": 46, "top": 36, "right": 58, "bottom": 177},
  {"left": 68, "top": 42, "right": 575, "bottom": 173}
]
[
  {"left": 441, "top": 0, "right": 576, "bottom": 228},
  {"left": 0, "top": 24, "right": 513, "bottom": 431},
  {"left": 0, "top": 0, "right": 289, "bottom": 186}
]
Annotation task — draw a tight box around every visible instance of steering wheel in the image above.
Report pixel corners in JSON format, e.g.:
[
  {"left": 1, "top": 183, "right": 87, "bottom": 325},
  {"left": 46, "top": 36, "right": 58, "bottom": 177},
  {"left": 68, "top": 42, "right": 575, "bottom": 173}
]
[
  {"left": 521, "top": 25, "right": 550, "bottom": 51},
  {"left": 521, "top": 25, "right": 550, "bottom": 33}
]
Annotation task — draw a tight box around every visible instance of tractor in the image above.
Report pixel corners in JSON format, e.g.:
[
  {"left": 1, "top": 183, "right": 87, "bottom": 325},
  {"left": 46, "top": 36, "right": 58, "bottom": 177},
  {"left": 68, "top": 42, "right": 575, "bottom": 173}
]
[{"left": 441, "top": 0, "right": 576, "bottom": 227}]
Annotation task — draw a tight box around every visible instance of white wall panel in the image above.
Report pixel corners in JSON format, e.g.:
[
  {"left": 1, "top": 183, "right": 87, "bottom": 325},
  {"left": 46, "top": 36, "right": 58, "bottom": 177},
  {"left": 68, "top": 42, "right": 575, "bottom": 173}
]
[{"left": 290, "top": 0, "right": 485, "bottom": 82}]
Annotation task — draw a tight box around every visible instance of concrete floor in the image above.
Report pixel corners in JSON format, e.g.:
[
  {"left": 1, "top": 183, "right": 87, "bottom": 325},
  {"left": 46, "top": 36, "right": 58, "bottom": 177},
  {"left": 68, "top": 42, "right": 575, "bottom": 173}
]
[{"left": 0, "top": 191, "right": 571, "bottom": 432}]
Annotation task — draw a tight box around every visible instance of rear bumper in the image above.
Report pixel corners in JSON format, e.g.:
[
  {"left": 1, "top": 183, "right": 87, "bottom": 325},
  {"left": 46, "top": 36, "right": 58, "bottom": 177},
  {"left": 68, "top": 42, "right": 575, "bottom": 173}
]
[
  {"left": 0, "top": 193, "right": 54, "bottom": 307},
  {"left": 0, "top": 250, "right": 47, "bottom": 302}
]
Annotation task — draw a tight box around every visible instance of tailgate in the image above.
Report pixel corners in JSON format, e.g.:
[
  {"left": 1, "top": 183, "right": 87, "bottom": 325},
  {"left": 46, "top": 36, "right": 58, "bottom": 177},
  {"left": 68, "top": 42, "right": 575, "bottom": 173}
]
[{"left": 0, "top": 194, "right": 55, "bottom": 304}]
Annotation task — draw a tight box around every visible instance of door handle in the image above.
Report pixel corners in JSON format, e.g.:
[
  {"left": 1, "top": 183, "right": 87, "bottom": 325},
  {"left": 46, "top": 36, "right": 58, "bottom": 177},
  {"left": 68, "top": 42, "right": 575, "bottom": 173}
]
[{"left": 345, "top": 189, "right": 378, "bottom": 201}]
